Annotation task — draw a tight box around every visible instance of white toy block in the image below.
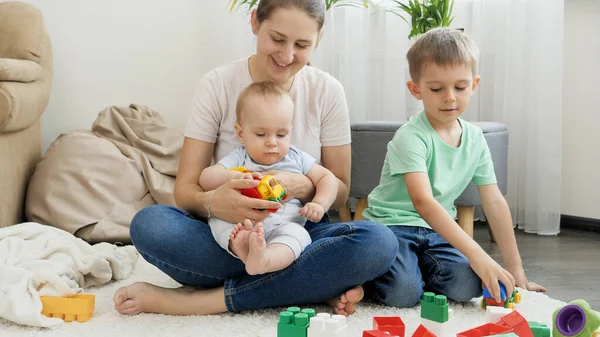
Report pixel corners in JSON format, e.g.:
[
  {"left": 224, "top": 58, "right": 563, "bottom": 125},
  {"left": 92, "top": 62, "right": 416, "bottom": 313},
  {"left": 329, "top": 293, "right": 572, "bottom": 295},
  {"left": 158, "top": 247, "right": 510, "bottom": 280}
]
[
  {"left": 485, "top": 306, "right": 513, "bottom": 323},
  {"left": 421, "top": 314, "right": 456, "bottom": 337},
  {"left": 308, "top": 313, "right": 347, "bottom": 337}
]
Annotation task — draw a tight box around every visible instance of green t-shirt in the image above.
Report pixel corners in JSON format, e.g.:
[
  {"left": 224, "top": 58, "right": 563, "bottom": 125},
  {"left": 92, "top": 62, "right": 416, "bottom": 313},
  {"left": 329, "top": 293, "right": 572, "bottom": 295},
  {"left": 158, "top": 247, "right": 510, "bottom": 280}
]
[{"left": 363, "top": 111, "right": 497, "bottom": 228}]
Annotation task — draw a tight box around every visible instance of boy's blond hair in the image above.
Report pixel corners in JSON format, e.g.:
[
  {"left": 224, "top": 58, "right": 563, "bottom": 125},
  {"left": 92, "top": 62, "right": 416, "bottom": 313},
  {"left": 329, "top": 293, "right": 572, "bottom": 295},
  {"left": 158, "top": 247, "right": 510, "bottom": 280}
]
[
  {"left": 407, "top": 27, "right": 479, "bottom": 83},
  {"left": 236, "top": 81, "right": 293, "bottom": 123}
]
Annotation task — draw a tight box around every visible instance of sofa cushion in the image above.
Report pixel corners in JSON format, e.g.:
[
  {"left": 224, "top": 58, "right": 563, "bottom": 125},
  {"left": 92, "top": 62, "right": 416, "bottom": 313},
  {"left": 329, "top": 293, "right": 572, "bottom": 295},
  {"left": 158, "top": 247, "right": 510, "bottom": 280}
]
[{"left": 0, "top": 2, "right": 43, "bottom": 62}]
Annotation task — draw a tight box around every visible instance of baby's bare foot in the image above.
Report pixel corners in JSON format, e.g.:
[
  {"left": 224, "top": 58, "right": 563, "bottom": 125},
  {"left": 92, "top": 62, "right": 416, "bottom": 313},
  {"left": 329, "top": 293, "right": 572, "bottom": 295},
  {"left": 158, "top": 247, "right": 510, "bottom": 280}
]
[
  {"left": 229, "top": 222, "right": 252, "bottom": 262},
  {"left": 245, "top": 223, "right": 269, "bottom": 275},
  {"left": 327, "top": 285, "right": 364, "bottom": 316}
]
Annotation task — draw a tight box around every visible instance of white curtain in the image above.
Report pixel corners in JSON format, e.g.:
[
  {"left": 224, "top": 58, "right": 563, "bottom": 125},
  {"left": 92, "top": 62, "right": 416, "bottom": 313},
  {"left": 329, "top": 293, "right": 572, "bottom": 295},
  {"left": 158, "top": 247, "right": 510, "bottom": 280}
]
[{"left": 312, "top": 0, "right": 563, "bottom": 235}]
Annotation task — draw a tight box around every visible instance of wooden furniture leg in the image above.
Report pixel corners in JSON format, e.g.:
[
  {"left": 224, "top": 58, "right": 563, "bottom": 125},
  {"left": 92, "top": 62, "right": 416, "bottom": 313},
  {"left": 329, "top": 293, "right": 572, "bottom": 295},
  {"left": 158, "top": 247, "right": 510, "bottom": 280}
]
[
  {"left": 354, "top": 198, "right": 369, "bottom": 221},
  {"left": 338, "top": 202, "right": 352, "bottom": 222},
  {"left": 457, "top": 206, "right": 474, "bottom": 238}
]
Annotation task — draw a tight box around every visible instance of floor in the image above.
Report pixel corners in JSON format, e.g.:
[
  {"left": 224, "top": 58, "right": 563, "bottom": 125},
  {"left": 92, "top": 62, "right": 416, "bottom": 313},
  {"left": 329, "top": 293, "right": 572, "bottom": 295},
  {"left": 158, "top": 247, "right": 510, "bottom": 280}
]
[{"left": 474, "top": 222, "right": 600, "bottom": 310}]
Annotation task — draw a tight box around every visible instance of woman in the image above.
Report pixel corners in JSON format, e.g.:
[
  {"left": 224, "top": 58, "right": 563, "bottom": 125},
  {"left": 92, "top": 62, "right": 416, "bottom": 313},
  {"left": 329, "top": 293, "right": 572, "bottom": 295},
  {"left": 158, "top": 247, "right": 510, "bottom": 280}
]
[{"left": 113, "top": 0, "right": 397, "bottom": 316}]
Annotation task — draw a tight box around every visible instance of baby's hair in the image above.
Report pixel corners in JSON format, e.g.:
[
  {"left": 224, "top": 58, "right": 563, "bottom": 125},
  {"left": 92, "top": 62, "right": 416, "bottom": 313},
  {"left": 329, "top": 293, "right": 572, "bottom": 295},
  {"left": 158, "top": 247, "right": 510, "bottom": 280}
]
[
  {"left": 407, "top": 27, "right": 479, "bottom": 83},
  {"left": 236, "top": 81, "right": 293, "bottom": 123}
]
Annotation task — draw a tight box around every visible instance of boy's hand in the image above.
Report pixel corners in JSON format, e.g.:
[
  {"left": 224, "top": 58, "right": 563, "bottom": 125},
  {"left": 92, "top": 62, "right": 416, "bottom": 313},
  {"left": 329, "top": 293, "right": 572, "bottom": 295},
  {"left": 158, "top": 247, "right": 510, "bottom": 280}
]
[
  {"left": 299, "top": 202, "right": 325, "bottom": 222},
  {"left": 470, "top": 254, "right": 516, "bottom": 303},
  {"left": 251, "top": 172, "right": 263, "bottom": 180},
  {"left": 507, "top": 265, "right": 546, "bottom": 292}
]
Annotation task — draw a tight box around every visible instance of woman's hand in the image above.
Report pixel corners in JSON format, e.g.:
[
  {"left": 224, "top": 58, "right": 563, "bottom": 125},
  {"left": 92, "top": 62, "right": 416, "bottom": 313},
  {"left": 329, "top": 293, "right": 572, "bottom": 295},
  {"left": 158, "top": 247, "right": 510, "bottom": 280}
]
[
  {"left": 262, "top": 170, "right": 314, "bottom": 202},
  {"left": 208, "top": 177, "right": 282, "bottom": 224},
  {"left": 507, "top": 264, "right": 546, "bottom": 292},
  {"left": 469, "top": 253, "right": 516, "bottom": 303}
]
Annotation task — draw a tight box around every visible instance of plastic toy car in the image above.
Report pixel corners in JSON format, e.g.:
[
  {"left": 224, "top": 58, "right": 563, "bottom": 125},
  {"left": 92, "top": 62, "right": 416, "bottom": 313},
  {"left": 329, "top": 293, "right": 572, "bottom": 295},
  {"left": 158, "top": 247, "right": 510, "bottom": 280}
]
[
  {"left": 481, "top": 282, "right": 521, "bottom": 309},
  {"left": 230, "top": 166, "right": 287, "bottom": 212}
]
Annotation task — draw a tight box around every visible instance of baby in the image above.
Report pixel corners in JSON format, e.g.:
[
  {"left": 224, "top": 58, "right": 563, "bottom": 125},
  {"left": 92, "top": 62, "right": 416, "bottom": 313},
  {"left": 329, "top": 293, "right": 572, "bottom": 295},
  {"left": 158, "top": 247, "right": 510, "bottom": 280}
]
[{"left": 199, "top": 81, "right": 338, "bottom": 275}]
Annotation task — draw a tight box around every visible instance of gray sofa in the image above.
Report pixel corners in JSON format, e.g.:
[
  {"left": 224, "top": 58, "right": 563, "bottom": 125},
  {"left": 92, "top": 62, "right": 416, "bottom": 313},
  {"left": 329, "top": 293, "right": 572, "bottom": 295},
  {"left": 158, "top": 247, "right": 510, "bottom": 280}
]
[{"left": 339, "top": 121, "right": 508, "bottom": 240}]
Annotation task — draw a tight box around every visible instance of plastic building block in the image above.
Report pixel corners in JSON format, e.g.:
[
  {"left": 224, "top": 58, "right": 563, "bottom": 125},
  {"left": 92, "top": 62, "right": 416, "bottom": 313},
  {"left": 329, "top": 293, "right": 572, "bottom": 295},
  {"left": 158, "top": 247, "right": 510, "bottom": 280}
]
[
  {"left": 485, "top": 306, "right": 513, "bottom": 323},
  {"left": 308, "top": 313, "right": 347, "bottom": 337},
  {"left": 422, "top": 310, "right": 456, "bottom": 337},
  {"left": 373, "top": 316, "right": 406, "bottom": 337},
  {"left": 494, "top": 334, "right": 519, "bottom": 337},
  {"left": 457, "top": 323, "right": 513, "bottom": 337},
  {"left": 363, "top": 331, "right": 399, "bottom": 337},
  {"left": 421, "top": 292, "right": 449, "bottom": 323},
  {"left": 229, "top": 166, "right": 287, "bottom": 212},
  {"left": 481, "top": 282, "right": 521, "bottom": 310},
  {"left": 412, "top": 324, "right": 436, "bottom": 337},
  {"left": 552, "top": 300, "right": 600, "bottom": 337},
  {"left": 278, "top": 307, "right": 311, "bottom": 337},
  {"left": 527, "top": 322, "right": 550, "bottom": 337},
  {"left": 495, "top": 311, "right": 532, "bottom": 337},
  {"left": 40, "top": 294, "right": 95, "bottom": 322}
]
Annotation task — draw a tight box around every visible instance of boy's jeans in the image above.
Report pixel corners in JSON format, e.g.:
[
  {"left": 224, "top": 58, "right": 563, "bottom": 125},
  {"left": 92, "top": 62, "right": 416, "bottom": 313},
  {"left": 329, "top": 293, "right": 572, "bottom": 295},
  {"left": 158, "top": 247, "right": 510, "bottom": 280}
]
[
  {"left": 370, "top": 225, "right": 482, "bottom": 308},
  {"left": 128, "top": 205, "right": 398, "bottom": 312}
]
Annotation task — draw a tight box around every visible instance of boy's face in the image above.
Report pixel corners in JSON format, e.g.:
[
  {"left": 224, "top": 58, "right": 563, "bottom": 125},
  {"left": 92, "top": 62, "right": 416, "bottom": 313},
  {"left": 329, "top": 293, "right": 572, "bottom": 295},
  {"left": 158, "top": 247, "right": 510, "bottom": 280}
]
[
  {"left": 235, "top": 95, "right": 294, "bottom": 165},
  {"left": 407, "top": 63, "right": 480, "bottom": 127}
]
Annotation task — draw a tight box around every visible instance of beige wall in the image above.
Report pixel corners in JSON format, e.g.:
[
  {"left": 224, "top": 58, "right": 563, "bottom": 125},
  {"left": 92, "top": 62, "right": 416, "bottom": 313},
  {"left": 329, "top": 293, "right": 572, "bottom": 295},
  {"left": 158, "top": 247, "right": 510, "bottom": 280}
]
[
  {"left": 1, "top": 0, "right": 255, "bottom": 153},
  {"left": 562, "top": 0, "right": 600, "bottom": 219}
]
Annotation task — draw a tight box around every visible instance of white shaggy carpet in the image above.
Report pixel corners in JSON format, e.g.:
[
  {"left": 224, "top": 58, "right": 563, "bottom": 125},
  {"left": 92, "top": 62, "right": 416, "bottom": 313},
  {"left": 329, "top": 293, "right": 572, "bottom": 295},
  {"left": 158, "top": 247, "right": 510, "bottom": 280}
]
[{"left": 1, "top": 255, "right": 568, "bottom": 337}]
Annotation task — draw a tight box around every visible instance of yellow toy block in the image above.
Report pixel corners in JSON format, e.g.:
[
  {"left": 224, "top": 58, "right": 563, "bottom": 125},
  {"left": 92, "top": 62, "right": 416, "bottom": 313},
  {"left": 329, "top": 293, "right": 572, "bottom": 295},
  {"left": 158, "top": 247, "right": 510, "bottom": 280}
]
[{"left": 40, "top": 294, "right": 95, "bottom": 322}]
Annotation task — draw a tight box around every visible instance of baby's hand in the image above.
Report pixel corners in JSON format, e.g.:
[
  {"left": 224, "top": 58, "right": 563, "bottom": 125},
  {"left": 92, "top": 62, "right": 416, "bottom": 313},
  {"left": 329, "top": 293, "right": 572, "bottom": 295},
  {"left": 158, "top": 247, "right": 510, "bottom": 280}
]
[
  {"left": 251, "top": 172, "right": 263, "bottom": 180},
  {"left": 299, "top": 202, "right": 325, "bottom": 223}
]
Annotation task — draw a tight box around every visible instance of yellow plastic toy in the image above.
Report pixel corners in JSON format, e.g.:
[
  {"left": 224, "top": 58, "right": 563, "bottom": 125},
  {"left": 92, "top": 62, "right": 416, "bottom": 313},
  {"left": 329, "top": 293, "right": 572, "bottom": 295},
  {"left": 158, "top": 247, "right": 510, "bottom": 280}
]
[
  {"left": 40, "top": 294, "right": 95, "bottom": 322},
  {"left": 229, "top": 166, "right": 287, "bottom": 209}
]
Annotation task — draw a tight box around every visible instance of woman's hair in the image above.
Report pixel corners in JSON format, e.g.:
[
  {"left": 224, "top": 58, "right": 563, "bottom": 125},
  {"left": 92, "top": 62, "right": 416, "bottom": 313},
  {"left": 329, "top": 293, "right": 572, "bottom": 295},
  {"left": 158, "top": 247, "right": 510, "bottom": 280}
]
[
  {"left": 255, "top": 0, "right": 326, "bottom": 30},
  {"left": 407, "top": 27, "right": 479, "bottom": 83}
]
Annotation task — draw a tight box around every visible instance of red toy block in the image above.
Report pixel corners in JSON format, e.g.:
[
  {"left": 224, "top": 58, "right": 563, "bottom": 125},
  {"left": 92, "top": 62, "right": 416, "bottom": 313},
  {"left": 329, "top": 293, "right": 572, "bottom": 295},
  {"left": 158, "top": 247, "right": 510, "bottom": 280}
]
[
  {"left": 412, "top": 324, "right": 437, "bottom": 337},
  {"left": 373, "top": 316, "right": 406, "bottom": 337},
  {"left": 363, "top": 330, "right": 399, "bottom": 337},
  {"left": 496, "top": 311, "right": 533, "bottom": 337},
  {"left": 457, "top": 322, "right": 514, "bottom": 337}
]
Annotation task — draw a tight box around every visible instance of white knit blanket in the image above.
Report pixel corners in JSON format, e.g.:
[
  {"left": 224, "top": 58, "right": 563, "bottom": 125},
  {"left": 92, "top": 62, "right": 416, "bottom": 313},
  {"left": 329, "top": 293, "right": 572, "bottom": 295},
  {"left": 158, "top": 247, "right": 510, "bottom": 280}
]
[{"left": 0, "top": 223, "right": 138, "bottom": 327}]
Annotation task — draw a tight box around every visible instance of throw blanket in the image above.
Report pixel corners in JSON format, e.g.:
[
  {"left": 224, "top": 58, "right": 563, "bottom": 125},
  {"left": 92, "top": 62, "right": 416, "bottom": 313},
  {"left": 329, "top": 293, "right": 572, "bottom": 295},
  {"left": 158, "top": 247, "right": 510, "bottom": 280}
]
[
  {"left": 0, "top": 222, "right": 139, "bottom": 327},
  {"left": 25, "top": 104, "right": 183, "bottom": 243}
]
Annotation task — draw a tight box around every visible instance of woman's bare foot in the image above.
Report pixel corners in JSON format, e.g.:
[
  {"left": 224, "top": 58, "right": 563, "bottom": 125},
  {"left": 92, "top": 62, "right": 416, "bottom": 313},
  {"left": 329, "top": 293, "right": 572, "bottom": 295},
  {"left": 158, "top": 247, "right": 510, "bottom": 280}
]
[
  {"left": 245, "top": 223, "right": 269, "bottom": 275},
  {"left": 229, "top": 222, "right": 252, "bottom": 261},
  {"left": 113, "top": 282, "right": 226, "bottom": 315},
  {"left": 327, "top": 285, "right": 364, "bottom": 316}
]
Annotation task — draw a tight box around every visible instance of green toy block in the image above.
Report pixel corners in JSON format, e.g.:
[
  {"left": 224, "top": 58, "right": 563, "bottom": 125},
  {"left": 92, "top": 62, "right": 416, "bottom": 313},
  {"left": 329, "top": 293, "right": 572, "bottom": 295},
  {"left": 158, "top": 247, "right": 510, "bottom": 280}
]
[
  {"left": 528, "top": 321, "right": 550, "bottom": 337},
  {"left": 277, "top": 307, "right": 311, "bottom": 337},
  {"left": 421, "top": 292, "right": 448, "bottom": 323}
]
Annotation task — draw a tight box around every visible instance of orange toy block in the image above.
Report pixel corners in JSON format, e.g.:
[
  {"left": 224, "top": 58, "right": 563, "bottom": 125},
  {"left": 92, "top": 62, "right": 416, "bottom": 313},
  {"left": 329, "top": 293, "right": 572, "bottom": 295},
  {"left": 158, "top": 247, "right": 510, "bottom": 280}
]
[
  {"left": 373, "top": 316, "right": 406, "bottom": 337},
  {"left": 496, "top": 311, "right": 533, "bottom": 337},
  {"left": 412, "top": 324, "right": 437, "bottom": 337},
  {"left": 40, "top": 294, "right": 95, "bottom": 322}
]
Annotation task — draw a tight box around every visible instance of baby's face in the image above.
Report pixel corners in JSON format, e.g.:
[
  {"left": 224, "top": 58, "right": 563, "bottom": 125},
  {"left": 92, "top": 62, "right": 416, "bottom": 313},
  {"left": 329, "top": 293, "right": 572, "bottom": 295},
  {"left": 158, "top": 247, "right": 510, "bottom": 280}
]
[
  {"left": 236, "top": 95, "right": 294, "bottom": 165},
  {"left": 410, "top": 62, "right": 480, "bottom": 127}
]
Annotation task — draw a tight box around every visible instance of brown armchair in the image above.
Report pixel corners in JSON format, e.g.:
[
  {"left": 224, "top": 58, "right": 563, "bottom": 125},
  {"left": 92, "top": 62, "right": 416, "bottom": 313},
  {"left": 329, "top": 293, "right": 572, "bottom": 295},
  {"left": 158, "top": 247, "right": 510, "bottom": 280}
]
[{"left": 0, "top": 2, "right": 52, "bottom": 227}]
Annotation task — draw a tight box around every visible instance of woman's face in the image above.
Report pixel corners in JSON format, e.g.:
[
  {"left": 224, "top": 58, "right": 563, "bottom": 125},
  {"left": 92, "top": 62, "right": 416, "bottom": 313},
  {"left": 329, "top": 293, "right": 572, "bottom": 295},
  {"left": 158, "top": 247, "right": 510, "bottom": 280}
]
[{"left": 251, "top": 7, "right": 321, "bottom": 86}]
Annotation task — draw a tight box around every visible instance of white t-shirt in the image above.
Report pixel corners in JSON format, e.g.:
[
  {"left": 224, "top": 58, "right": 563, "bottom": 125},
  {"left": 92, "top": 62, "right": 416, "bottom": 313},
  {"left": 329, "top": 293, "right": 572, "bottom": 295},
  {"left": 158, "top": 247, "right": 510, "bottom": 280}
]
[{"left": 184, "top": 58, "right": 351, "bottom": 164}]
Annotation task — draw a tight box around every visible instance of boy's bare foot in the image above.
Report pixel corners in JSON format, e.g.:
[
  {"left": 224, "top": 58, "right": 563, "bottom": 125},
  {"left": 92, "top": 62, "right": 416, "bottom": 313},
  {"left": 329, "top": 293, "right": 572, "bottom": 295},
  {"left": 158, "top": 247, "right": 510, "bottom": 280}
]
[
  {"left": 245, "top": 222, "right": 269, "bottom": 275},
  {"left": 327, "top": 285, "right": 364, "bottom": 316},
  {"left": 113, "top": 282, "right": 226, "bottom": 315},
  {"left": 229, "top": 221, "right": 252, "bottom": 262}
]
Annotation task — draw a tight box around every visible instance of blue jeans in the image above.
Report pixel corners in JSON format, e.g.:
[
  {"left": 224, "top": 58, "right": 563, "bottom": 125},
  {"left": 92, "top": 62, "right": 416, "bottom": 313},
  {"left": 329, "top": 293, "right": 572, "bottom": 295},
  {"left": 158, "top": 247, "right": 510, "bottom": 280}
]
[
  {"left": 369, "top": 226, "right": 482, "bottom": 308},
  {"left": 129, "top": 205, "right": 398, "bottom": 312}
]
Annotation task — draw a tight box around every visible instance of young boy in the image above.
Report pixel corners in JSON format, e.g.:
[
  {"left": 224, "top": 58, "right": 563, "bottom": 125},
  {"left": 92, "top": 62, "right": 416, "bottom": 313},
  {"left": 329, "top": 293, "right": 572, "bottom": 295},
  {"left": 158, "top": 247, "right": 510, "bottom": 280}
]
[
  {"left": 199, "top": 81, "right": 337, "bottom": 276},
  {"left": 363, "top": 28, "right": 545, "bottom": 308}
]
